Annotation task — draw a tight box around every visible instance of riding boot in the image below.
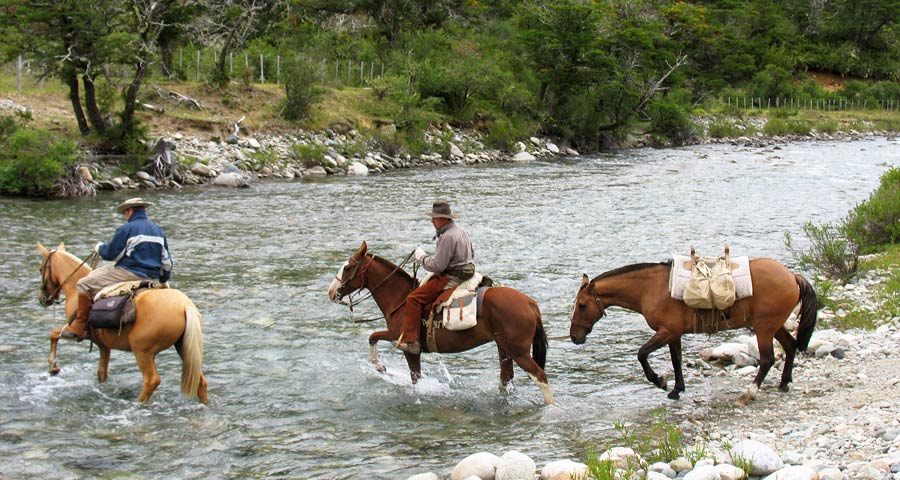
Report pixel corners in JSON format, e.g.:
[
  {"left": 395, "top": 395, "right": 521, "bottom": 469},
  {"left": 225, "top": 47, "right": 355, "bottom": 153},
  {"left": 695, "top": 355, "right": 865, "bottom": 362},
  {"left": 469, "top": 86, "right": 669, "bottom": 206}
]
[
  {"left": 396, "top": 301, "right": 422, "bottom": 354},
  {"left": 61, "top": 293, "right": 92, "bottom": 341}
]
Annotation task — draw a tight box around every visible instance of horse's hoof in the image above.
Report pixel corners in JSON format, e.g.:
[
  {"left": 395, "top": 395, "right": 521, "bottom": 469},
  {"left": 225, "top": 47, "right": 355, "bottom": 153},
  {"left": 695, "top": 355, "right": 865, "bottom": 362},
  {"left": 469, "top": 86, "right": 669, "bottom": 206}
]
[
  {"left": 655, "top": 375, "right": 668, "bottom": 391},
  {"left": 375, "top": 363, "right": 386, "bottom": 374},
  {"left": 778, "top": 384, "right": 790, "bottom": 393},
  {"left": 49, "top": 367, "right": 60, "bottom": 376},
  {"left": 667, "top": 390, "right": 681, "bottom": 400},
  {"left": 736, "top": 394, "right": 750, "bottom": 406}
]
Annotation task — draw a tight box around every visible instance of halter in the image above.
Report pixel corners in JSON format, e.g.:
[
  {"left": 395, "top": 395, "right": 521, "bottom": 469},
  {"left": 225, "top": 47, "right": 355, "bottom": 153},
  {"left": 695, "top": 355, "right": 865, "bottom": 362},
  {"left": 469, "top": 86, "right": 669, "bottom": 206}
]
[
  {"left": 38, "top": 250, "right": 99, "bottom": 307},
  {"left": 572, "top": 280, "right": 607, "bottom": 329}
]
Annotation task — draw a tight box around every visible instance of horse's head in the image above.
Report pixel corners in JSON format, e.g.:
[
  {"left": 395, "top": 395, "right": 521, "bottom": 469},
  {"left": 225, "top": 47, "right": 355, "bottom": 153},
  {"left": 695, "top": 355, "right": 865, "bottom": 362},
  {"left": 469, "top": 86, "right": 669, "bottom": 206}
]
[
  {"left": 328, "top": 241, "right": 372, "bottom": 302},
  {"left": 36, "top": 242, "right": 66, "bottom": 307},
  {"left": 570, "top": 273, "right": 606, "bottom": 344}
]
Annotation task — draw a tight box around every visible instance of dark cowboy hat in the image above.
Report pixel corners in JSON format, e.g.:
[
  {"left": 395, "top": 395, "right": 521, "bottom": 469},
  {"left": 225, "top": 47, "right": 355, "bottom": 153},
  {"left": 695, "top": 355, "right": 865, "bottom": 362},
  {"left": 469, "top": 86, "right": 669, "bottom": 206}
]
[
  {"left": 425, "top": 201, "right": 460, "bottom": 219},
  {"left": 116, "top": 197, "right": 152, "bottom": 214}
]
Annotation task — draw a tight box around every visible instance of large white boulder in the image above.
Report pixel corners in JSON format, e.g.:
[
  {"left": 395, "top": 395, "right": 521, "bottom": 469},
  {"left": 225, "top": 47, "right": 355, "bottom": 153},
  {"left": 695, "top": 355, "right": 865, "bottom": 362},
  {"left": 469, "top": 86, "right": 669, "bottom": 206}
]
[
  {"left": 495, "top": 450, "right": 535, "bottom": 480},
  {"left": 684, "top": 465, "right": 721, "bottom": 480},
  {"left": 730, "top": 439, "right": 783, "bottom": 476},
  {"left": 540, "top": 460, "right": 589, "bottom": 480},
  {"left": 762, "top": 466, "right": 818, "bottom": 480},
  {"left": 714, "top": 463, "right": 747, "bottom": 480},
  {"left": 211, "top": 172, "right": 248, "bottom": 188},
  {"left": 451, "top": 452, "right": 499, "bottom": 480},
  {"left": 346, "top": 161, "right": 369, "bottom": 176},
  {"left": 406, "top": 474, "right": 439, "bottom": 480},
  {"left": 599, "top": 447, "right": 643, "bottom": 470}
]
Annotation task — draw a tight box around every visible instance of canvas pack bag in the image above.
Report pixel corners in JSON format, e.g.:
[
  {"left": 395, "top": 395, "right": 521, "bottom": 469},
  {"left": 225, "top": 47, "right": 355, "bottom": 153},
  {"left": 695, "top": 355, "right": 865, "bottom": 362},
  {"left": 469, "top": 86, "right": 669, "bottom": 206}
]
[
  {"left": 710, "top": 256, "right": 736, "bottom": 310},
  {"left": 683, "top": 261, "right": 714, "bottom": 309},
  {"left": 442, "top": 292, "right": 477, "bottom": 330},
  {"left": 88, "top": 295, "right": 134, "bottom": 330}
]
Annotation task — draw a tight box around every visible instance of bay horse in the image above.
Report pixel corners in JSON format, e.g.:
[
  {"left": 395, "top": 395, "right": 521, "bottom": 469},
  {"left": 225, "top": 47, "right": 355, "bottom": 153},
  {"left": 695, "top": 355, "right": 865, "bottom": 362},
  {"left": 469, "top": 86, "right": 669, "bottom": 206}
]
[
  {"left": 36, "top": 242, "right": 208, "bottom": 403},
  {"left": 328, "top": 242, "right": 555, "bottom": 405},
  {"left": 570, "top": 258, "right": 817, "bottom": 405}
]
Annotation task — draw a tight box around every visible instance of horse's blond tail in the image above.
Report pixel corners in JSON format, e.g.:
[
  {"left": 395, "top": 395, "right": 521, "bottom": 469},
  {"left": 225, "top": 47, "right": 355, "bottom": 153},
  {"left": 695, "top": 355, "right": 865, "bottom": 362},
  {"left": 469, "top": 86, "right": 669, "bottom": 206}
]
[{"left": 180, "top": 306, "right": 204, "bottom": 399}]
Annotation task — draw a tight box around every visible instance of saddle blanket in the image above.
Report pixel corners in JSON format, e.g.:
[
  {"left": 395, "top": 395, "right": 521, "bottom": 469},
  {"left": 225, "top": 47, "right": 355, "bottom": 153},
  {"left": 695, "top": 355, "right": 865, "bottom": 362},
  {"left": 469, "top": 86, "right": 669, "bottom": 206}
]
[
  {"left": 95, "top": 280, "right": 162, "bottom": 301},
  {"left": 669, "top": 254, "right": 753, "bottom": 301}
]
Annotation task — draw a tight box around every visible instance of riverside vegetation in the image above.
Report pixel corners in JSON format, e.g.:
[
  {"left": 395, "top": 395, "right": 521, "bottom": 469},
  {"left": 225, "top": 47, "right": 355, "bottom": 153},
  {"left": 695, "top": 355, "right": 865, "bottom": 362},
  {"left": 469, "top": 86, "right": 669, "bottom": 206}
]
[{"left": 3, "top": 1, "right": 900, "bottom": 196}]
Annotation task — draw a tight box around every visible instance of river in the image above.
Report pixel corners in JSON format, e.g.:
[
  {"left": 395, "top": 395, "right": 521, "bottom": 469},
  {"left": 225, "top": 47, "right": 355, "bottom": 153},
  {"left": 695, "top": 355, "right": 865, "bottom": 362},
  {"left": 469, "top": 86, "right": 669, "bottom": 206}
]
[{"left": 1, "top": 138, "right": 897, "bottom": 479}]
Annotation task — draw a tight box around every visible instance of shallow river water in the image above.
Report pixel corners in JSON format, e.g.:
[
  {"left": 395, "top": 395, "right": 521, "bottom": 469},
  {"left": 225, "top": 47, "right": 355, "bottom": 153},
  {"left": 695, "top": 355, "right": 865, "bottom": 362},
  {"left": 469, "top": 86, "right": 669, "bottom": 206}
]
[{"left": 1, "top": 138, "right": 898, "bottom": 479}]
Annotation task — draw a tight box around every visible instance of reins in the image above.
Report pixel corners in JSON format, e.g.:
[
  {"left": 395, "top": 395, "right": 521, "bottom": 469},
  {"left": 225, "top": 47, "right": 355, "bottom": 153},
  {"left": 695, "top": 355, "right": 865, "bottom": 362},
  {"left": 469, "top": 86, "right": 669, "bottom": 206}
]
[
  {"left": 40, "top": 249, "right": 100, "bottom": 306},
  {"left": 341, "top": 250, "right": 418, "bottom": 323}
]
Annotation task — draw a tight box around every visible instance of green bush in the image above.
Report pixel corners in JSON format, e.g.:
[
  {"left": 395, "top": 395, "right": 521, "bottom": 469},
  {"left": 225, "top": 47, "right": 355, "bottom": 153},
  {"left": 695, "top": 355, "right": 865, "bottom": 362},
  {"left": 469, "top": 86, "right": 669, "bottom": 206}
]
[
  {"left": 648, "top": 99, "right": 696, "bottom": 146},
  {"left": 785, "top": 222, "right": 859, "bottom": 280},
  {"left": 0, "top": 128, "right": 80, "bottom": 195},
  {"left": 290, "top": 143, "right": 328, "bottom": 168},
  {"left": 282, "top": 59, "right": 324, "bottom": 121},
  {"left": 844, "top": 167, "right": 900, "bottom": 247},
  {"left": 763, "top": 118, "right": 812, "bottom": 136}
]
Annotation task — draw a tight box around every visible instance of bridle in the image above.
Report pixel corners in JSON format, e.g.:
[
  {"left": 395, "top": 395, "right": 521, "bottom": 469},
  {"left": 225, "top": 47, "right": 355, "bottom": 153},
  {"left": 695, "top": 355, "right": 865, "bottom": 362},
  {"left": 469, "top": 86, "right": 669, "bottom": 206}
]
[
  {"left": 38, "top": 250, "right": 98, "bottom": 307},
  {"left": 335, "top": 251, "right": 417, "bottom": 320}
]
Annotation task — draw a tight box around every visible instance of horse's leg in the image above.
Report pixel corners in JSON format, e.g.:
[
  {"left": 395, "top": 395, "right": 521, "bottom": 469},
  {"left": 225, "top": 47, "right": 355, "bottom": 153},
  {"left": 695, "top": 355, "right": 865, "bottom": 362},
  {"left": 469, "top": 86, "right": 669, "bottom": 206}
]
[
  {"left": 774, "top": 327, "right": 797, "bottom": 392},
  {"left": 738, "top": 331, "right": 776, "bottom": 406},
  {"left": 505, "top": 353, "right": 554, "bottom": 405},
  {"left": 404, "top": 352, "right": 422, "bottom": 384},
  {"left": 97, "top": 346, "right": 111, "bottom": 383},
  {"left": 197, "top": 373, "right": 209, "bottom": 404},
  {"left": 496, "top": 344, "right": 514, "bottom": 394},
  {"left": 637, "top": 330, "right": 673, "bottom": 392},
  {"left": 667, "top": 339, "right": 686, "bottom": 400},
  {"left": 49, "top": 327, "right": 61, "bottom": 375},
  {"left": 367, "top": 330, "right": 393, "bottom": 373},
  {"left": 133, "top": 350, "right": 161, "bottom": 403}
]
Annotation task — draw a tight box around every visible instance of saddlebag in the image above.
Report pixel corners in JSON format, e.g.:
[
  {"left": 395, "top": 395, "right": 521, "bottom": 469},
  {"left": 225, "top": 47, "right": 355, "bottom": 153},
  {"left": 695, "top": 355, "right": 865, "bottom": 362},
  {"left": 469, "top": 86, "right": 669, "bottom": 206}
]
[{"left": 88, "top": 295, "right": 136, "bottom": 330}]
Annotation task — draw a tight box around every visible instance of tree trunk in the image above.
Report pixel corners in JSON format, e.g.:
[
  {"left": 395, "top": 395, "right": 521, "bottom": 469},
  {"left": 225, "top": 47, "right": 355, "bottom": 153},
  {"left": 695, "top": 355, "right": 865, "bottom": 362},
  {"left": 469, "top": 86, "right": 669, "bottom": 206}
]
[
  {"left": 62, "top": 68, "right": 90, "bottom": 135},
  {"left": 121, "top": 61, "right": 148, "bottom": 135},
  {"left": 81, "top": 74, "right": 108, "bottom": 133},
  {"left": 159, "top": 40, "right": 174, "bottom": 77}
]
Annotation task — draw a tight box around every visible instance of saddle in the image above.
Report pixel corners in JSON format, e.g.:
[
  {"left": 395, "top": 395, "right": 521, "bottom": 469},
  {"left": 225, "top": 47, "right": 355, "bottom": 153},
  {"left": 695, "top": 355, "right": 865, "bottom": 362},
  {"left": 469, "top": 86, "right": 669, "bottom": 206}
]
[
  {"left": 87, "top": 280, "right": 164, "bottom": 330},
  {"left": 420, "top": 273, "right": 494, "bottom": 353}
]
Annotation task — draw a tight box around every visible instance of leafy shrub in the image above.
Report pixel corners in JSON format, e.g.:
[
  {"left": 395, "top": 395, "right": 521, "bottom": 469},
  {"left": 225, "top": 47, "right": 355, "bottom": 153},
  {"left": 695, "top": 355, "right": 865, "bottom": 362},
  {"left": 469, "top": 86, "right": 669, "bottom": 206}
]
[
  {"left": 785, "top": 222, "right": 859, "bottom": 280},
  {"left": 648, "top": 99, "right": 696, "bottom": 146},
  {"left": 749, "top": 64, "right": 797, "bottom": 100},
  {"left": 0, "top": 128, "right": 80, "bottom": 195},
  {"left": 844, "top": 167, "right": 900, "bottom": 247},
  {"left": 815, "top": 120, "right": 840, "bottom": 134},
  {"left": 763, "top": 118, "right": 812, "bottom": 136},
  {"left": 290, "top": 143, "right": 328, "bottom": 168},
  {"left": 282, "top": 59, "right": 324, "bottom": 121}
]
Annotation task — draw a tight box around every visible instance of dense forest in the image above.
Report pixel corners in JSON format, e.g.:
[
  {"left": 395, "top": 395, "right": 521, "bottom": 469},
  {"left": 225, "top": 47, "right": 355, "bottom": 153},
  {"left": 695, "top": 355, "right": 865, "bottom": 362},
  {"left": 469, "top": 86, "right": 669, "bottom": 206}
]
[{"left": 2, "top": 0, "right": 900, "bottom": 156}]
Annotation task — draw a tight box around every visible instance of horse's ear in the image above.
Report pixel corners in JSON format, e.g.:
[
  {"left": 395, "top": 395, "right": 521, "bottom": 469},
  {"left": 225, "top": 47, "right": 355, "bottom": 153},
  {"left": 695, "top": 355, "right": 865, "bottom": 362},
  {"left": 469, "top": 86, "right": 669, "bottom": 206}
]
[
  {"left": 356, "top": 241, "right": 368, "bottom": 257},
  {"left": 56, "top": 242, "right": 66, "bottom": 252},
  {"left": 581, "top": 273, "right": 590, "bottom": 287},
  {"left": 37, "top": 242, "right": 50, "bottom": 258}
]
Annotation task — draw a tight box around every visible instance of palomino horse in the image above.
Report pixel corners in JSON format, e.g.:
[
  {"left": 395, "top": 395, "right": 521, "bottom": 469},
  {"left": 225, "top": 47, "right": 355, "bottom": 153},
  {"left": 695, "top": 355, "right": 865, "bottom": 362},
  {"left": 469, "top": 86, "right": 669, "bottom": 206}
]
[
  {"left": 328, "top": 242, "right": 555, "bottom": 404},
  {"left": 37, "top": 242, "right": 208, "bottom": 403},
  {"left": 570, "top": 258, "right": 817, "bottom": 405}
]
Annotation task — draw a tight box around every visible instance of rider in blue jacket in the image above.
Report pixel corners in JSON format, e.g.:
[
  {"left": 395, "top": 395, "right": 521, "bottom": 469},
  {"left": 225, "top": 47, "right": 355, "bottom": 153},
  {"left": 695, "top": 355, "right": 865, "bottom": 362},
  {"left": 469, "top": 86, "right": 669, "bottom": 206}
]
[{"left": 61, "top": 197, "right": 174, "bottom": 341}]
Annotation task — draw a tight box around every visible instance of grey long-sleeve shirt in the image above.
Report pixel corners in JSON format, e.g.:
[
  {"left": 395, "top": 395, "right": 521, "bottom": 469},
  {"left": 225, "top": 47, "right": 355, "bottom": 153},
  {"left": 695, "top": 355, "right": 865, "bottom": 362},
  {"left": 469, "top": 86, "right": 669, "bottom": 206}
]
[{"left": 421, "top": 221, "right": 475, "bottom": 274}]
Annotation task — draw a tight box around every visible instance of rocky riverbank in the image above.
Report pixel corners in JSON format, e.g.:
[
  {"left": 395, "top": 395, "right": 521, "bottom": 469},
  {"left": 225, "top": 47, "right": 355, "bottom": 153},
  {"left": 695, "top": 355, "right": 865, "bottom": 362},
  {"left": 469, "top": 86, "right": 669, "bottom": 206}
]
[{"left": 400, "top": 267, "right": 900, "bottom": 480}]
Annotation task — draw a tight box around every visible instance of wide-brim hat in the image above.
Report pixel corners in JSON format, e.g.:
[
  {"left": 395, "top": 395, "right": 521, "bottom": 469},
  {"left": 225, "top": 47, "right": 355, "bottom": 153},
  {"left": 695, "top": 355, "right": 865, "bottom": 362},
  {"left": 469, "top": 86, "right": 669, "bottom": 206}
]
[
  {"left": 425, "top": 201, "right": 459, "bottom": 219},
  {"left": 116, "top": 197, "right": 152, "bottom": 214}
]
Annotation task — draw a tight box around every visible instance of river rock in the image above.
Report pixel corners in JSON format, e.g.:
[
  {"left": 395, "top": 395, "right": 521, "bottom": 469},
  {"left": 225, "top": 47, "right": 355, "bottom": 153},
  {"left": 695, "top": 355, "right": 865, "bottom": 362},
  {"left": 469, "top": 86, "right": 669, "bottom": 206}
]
[
  {"left": 406, "top": 474, "right": 438, "bottom": 480},
  {"left": 730, "top": 439, "right": 783, "bottom": 476},
  {"left": 684, "top": 465, "right": 720, "bottom": 480},
  {"left": 450, "top": 143, "right": 464, "bottom": 158},
  {"left": 304, "top": 166, "right": 327, "bottom": 176},
  {"left": 451, "top": 452, "right": 499, "bottom": 480},
  {"left": 670, "top": 457, "right": 693, "bottom": 472},
  {"left": 714, "top": 463, "right": 747, "bottom": 480},
  {"left": 135, "top": 171, "right": 153, "bottom": 181},
  {"left": 600, "top": 447, "right": 642, "bottom": 470},
  {"left": 191, "top": 163, "right": 213, "bottom": 177},
  {"left": 496, "top": 450, "right": 535, "bottom": 480},
  {"left": 211, "top": 172, "right": 248, "bottom": 188},
  {"left": 650, "top": 462, "right": 678, "bottom": 478},
  {"left": 512, "top": 151, "right": 536, "bottom": 162},
  {"left": 541, "top": 460, "right": 589, "bottom": 480},
  {"left": 547, "top": 143, "right": 560, "bottom": 154},
  {"left": 763, "top": 466, "right": 818, "bottom": 480},
  {"left": 648, "top": 471, "right": 676, "bottom": 480},
  {"left": 346, "top": 162, "right": 369, "bottom": 176}
]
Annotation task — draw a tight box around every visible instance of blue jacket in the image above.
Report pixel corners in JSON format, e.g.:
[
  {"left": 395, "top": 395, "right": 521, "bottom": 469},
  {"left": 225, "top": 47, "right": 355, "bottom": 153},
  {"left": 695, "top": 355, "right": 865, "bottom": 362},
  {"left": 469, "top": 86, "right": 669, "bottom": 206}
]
[{"left": 98, "top": 210, "right": 173, "bottom": 282}]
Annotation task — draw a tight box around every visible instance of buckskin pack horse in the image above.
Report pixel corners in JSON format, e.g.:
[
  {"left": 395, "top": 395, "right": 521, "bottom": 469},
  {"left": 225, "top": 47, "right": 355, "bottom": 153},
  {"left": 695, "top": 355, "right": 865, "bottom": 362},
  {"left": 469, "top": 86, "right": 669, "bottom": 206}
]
[
  {"left": 570, "top": 258, "right": 817, "bottom": 405},
  {"left": 328, "top": 242, "right": 555, "bottom": 404},
  {"left": 37, "top": 242, "right": 207, "bottom": 403}
]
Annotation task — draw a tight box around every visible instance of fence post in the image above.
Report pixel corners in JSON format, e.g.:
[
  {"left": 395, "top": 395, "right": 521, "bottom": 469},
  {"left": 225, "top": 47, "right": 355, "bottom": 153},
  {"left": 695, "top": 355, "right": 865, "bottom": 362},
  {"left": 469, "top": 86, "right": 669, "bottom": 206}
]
[
  {"left": 245, "top": 52, "right": 249, "bottom": 69},
  {"left": 276, "top": 55, "right": 280, "bottom": 85},
  {"left": 335, "top": 59, "right": 339, "bottom": 82},
  {"left": 196, "top": 49, "right": 200, "bottom": 82},
  {"left": 16, "top": 55, "right": 22, "bottom": 94},
  {"left": 347, "top": 59, "right": 351, "bottom": 84},
  {"left": 230, "top": 51, "right": 233, "bottom": 75},
  {"left": 179, "top": 48, "right": 183, "bottom": 71},
  {"left": 359, "top": 61, "right": 363, "bottom": 84},
  {"left": 321, "top": 59, "right": 326, "bottom": 83},
  {"left": 381, "top": 63, "right": 384, "bottom": 78},
  {"left": 260, "top": 54, "right": 265, "bottom": 83},
  {"left": 370, "top": 61, "right": 374, "bottom": 79}
]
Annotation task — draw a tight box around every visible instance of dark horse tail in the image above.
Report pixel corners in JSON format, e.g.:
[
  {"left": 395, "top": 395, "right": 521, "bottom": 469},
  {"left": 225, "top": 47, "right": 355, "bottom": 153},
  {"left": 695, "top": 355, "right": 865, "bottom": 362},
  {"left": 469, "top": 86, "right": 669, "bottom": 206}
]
[
  {"left": 529, "top": 300, "right": 548, "bottom": 369},
  {"left": 795, "top": 274, "right": 818, "bottom": 351}
]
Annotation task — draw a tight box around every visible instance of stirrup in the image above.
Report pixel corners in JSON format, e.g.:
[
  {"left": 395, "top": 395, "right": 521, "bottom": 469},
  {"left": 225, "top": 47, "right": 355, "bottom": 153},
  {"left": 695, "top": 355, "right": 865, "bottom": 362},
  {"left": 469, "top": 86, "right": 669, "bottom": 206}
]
[
  {"left": 60, "top": 326, "right": 87, "bottom": 342},
  {"left": 396, "top": 341, "right": 421, "bottom": 355}
]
